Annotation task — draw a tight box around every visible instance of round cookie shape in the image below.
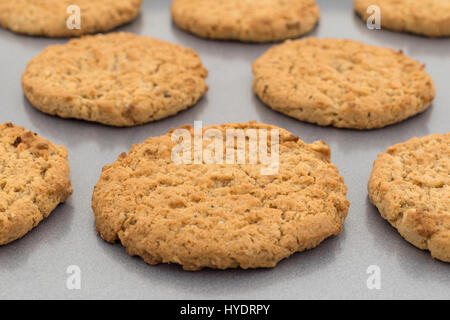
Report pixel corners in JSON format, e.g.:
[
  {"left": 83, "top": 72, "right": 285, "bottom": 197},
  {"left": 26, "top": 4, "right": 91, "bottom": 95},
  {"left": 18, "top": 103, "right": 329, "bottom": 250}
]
[
  {"left": 0, "top": 0, "right": 142, "bottom": 37},
  {"left": 92, "top": 122, "right": 349, "bottom": 270},
  {"left": 368, "top": 133, "right": 450, "bottom": 262},
  {"left": 22, "top": 32, "right": 209, "bottom": 127},
  {"left": 252, "top": 38, "right": 435, "bottom": 130},
  {"left": 0, "top": 123, "right": 73, "bottom": 245},
  {"left": 171, "top": 0, "right": 320, "bottom": 43},
  {"left": 354, "top": 0, "right": 450, "bottom": 38}
]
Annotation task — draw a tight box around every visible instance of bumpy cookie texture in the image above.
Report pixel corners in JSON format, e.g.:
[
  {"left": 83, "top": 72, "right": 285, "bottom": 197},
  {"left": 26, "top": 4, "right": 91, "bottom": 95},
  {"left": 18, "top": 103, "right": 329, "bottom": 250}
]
[
  {"left": 354, "top": 0, "right": 450, "bottom": 38},
  {"left": 0, "top": 123, "right": 73, "bottom": 245},
  {"left": 253, "top": 38, "right": 435, "bottom": 130},
  {"left": 22, "top": 32, "right": 208, "bottom": 127},
  {"left": 171, "top": 0, "right": 320, "bottom": 43},
  {"left": 368, "top": 133, "right": 450, "bottom": 262},
  {"left": 0, "top": 0, "right": 142, "bottom": 37},
  {"left": 92, "top": 122, "right": 349, "bottom": 270}
]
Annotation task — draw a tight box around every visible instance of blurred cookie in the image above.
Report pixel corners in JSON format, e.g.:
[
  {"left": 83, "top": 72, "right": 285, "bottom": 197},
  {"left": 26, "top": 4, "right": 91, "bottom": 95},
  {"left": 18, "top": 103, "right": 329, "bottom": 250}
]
[
  {"left": 368, "top": 133, "right": 450, "bottom": 262},
  {"left": 22, "top": 32, "right": 208, "bottom": 127},
  {"left": 354, "top": 0, "right": 450, "bottom": 37},
  {"left": 253, "top": 38, "right": 435, "bottom": 129},
  {"left": 171, "top": 0, "right": 320, "bottom": 43},
  {"left": 92, "top": 122, "right": 349, "bottom": 270},
  {"left": 0, "top": 0, "right": 142, "bottom": 37},
  {"left": 0, "top": 123, "right": 72, "bottom": 245}
]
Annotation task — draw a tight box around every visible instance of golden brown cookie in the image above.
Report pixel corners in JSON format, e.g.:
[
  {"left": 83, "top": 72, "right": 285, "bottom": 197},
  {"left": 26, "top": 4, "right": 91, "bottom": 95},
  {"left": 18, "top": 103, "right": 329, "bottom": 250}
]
[
  {"left": 171, "top": 0, "right": 320, "bottom": 43},
  {"left": 354, "top": 0, "right": 450, "bottom": 38},
  {"left": 92, "top": 122, "right": 349, "bottom": 270},
  {"left": 0, "top": 123, "right": 73, "bottom": 245},
  {"left": 0, "top": 0, "right": 142, "bottom": 37},
  {"left": 22, "top": 32, "right": 208, "bottom": 127},
  {"left": 368, "top": 133, "right": 450, "bottom": 262},
  {"left": 252, "top": 38, "right": 435, "bottom": 130}
]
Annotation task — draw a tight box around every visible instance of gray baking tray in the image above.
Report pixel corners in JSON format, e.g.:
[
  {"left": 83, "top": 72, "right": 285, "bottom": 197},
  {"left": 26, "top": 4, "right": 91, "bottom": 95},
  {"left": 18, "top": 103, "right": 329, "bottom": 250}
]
[{"left": 0, "top": 0, "right": 448, "bottom": 300}]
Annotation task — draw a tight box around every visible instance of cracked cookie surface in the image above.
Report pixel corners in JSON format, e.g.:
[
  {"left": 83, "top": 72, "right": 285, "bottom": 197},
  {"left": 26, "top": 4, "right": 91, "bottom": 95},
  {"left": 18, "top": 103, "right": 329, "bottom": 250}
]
[
  {"left": 354, "top": 0, "right": 450, "bottom": 38},
  {"left": 252, "top": 38, "right": 435, "bottom": 129},
  {"left": 92, "top": 122, "right": 349, "bottom": 270},
  {"left": 171, "top": 0, "right": 320, "bottom": 43},
  {"left": 22, "top": 32, "right": 208, "bottom": 127},
  {"left": 368, "top": 133, "right": 450, "bottom": 262},
  {"left": 0, "top": 0, "right": 142, "bottom": 37},
  {"left": 0, "top": 123, "right": 72, "bottom": 245}
]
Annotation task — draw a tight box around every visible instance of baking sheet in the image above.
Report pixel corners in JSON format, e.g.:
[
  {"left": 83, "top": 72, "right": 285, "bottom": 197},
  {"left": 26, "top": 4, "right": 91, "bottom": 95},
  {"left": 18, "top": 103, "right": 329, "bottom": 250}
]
[{"left": 0, "top": 0, "right": 448, "bottom": 300}]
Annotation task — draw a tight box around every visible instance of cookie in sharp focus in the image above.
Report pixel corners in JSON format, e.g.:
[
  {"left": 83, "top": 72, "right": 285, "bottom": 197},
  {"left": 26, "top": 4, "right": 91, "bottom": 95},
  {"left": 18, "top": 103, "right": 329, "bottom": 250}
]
[
  {"left": 0, "top": 123, "right": 73, "bottom": 245},
  {"left": 368, "top": 133, "right": 450, "bottom": 262},
  {"left": 0, "top": 0, "right": 142, "bottom": 37},
  {"left": 252, "top": 38, "right": 435, "bottom": 130},
  {"left": 171, "top": 0, "right": 320, "bottom": 43},
  {"left": 92, "top": 122, "right": 349, "bottom": 270},
  {"left": 354, "top": 0, "right": 450, "bottom": 38},
  {"left": 22, "top": 32, "right": 209, "bottom": 127}
]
